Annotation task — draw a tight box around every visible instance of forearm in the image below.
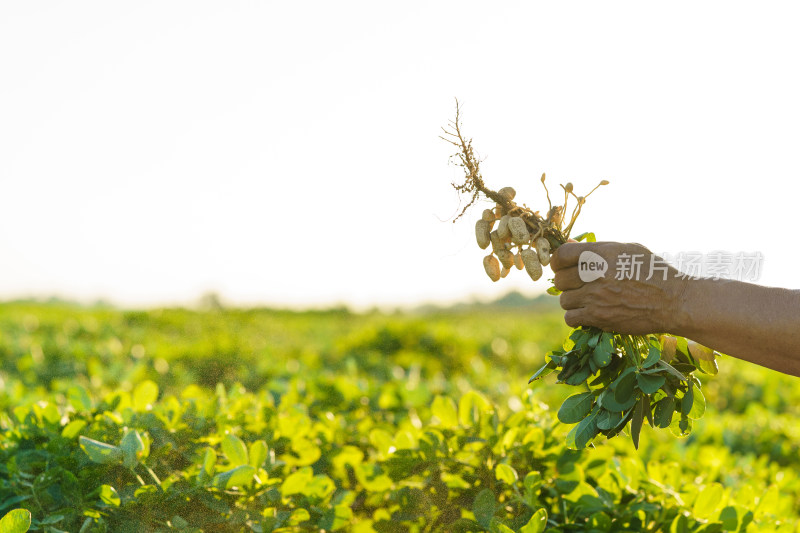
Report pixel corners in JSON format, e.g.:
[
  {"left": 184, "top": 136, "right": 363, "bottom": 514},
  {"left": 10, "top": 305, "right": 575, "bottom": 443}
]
[{"left": 670, "top": 278, "right": 800, "bottom": 377}]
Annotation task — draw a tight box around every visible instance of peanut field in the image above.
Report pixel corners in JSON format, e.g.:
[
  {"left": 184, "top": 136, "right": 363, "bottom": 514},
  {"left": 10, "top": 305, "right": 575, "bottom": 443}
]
[{"left": 0, "top": 300, "right": 798, "bottom": 532}]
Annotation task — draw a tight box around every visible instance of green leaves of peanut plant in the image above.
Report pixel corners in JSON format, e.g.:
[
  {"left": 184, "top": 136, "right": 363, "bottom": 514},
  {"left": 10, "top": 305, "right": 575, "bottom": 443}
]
[
  {"left": 536, "top": 327, "right": 718, "bottom": 450},
  {"left": 0, "top": 509, "right": 31, "bottom": 533},
  {"left": 637, "top": 373, "right": 665, "bottom": 394},
  {"left": 557, "top": 392, "right": 594, "bottom": 424}
]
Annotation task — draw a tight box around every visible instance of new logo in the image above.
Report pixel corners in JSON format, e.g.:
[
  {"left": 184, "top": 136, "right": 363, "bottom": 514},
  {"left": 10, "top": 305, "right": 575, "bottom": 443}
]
[{"left": 578, "top": 251, "right": 607, "bottom": 282}]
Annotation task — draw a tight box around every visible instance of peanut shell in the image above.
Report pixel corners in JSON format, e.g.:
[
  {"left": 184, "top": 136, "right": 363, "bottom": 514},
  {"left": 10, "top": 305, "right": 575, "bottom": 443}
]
[
  {"left": 514, "top": 252, "right": 524, "bottom": 270},
  {"left": 521, "top": 248, "right": 543, "bottom": 281},
  {"left": 497, "top": 249, "right": 515, "bottom": 269},
  {"left": 475, "top": 219, "right": 491, "bottom": 249},
  {"left": 498, "top": 187, "right": 516, "bottom": 201},
  {"left": 535, "top": 237, "right": 551, "bottom": 266},
  {"left": 508, "top": 217, "right": 530, "bottom": 245},
  {"left": 490, "top": 230, "right": 504, "bottom": 253},
  {"left": 497, "top": 215, "right": 511, "bottom": 239},
  {"left": 483, "top": 255, "right": 501, "bottom": 282}
]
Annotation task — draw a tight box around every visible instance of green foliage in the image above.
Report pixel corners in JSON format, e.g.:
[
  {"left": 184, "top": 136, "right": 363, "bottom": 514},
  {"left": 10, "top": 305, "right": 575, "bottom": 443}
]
[
  {"left": 538, "top": 326, "right": 723, "bottom": 451},
  {"left": 0, "top": 509, "right": 31, "bottom": 533},
  {"left": 0, "top": 302, "right": 799, "bottom": 531}
]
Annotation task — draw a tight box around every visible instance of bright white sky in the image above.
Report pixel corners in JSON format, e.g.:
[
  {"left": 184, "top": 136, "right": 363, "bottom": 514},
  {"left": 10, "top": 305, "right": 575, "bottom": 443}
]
[{"left": 1, "top": 2, "right": 799, "bottom": 310}]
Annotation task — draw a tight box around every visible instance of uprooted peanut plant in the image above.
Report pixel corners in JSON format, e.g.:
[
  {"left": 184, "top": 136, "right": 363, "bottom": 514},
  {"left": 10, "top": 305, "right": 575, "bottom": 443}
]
[{"left": 443, "top": 101, "right": 720, "bottom": 450}]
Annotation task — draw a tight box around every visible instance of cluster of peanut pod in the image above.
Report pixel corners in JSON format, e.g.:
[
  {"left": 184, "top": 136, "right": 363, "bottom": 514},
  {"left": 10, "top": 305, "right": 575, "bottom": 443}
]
[{"left": 475, "top": 187, "right": 552, "bottom": 283}]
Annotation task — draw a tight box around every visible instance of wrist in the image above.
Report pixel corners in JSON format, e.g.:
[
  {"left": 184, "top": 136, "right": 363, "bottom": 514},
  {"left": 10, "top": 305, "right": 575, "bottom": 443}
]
[{"left": 663, "top": 275, "right": 695, "bottom": 336}]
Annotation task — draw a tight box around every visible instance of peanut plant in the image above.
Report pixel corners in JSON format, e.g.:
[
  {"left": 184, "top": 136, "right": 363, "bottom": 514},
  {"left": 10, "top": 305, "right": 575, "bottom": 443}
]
[{"left": 443, "top": 101, "right": 719, "bottom": 450}]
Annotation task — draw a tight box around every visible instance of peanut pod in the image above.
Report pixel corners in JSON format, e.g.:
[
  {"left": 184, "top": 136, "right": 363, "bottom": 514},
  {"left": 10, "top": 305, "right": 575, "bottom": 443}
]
[
  {"left": 490, "top": 230, "right": 504, "bottom": 253},
  {"left": 521, "top": 248, "right": 543, "bottom": 281},
  {"left": 475, "top": 219, "right": 491, "bottom": 250},
  {"left": 483, "top": 254, "right": 501, "bottom": 282},
  {"left": 498, "top": 186, "right": 516, "bottom": 201},
  {"left": 497, "top": 250, "right": 515, "bottom": 270},
  {"left": 535, "top": 237, "right": 551, "bottom": 266},
  {"left": 508, "top": 216, "right": 530, "bottom": 245},
  {"left": 497, "top": 215, "right": 511, "bottom": 239},
  {"left": 514, "top": 251, "right": 524, "bottom": 271}
]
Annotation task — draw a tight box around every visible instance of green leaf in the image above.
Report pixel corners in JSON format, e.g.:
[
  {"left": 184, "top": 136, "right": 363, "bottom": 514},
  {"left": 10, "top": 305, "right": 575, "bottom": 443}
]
[
  {"left": 212, "top": 465, "right": 255, "bottom": 489},
  {"left": 636, "top": 373, "right": 665, "bottom": 394},
  {"left": 670, "top": 514, "right": 689, "bottom": 533},
  {"left": 132, "top": 380, "right": 159, "bottom": 411},
  {"left": 565, "top": 424, "right": 578, "bottom": 450},
  {"left": 67, "top": 385, "right": 93, "bottom": 411},
  {"left": 248, "top": 440, "right": 268, "bottom": 469},
  {"left": 630, "top": 396, "right": 646, "bottom": 449},
  {"left": 431, "top": 395, "right": 459, "bottom": 428},
  {"left": 61, "top": 419, "right": 87, "bottom": 439},
  {"left": 120, "top": 429, "right": 146, "bottom": 469},
  {"left": 592, "top": 339, "right": 613, "bottom": 368},
  {"left": 687, "top": 385, "right": 706, "bottom": 420},
  {"left": 656, "top": 360, "right": 688, "bottom": 381},
  {"left": 719, "top": 505, "right": 748, "bottom": 531},
  {"left": 528, "top": 361, "right": 556, "bottom": 383},
  {"left": 569, "top": 328, "right": 592, "bottom": 348},
  {"left": 472, "top": 489, "right": 496, "bottom": 528},
  {"left": 595, "top": 409, "right": 622, "bottom": 431},
  {"left": 458, "top": 391, "right": 493, "bottom": 427},
  {"left": 520, "top": 508, "right": 548, "bottom": 533},
  {"left": 0, "top": 509, "right": 32, "bottom": 533},
  {"left": 613, "top": 370, "right": 637, "bottom": 404},
  {"left": 79, "top": 436, "right": 123, "bottom": 465},
  {"left": 319, "top": 503, "right": 352, "bottom": 531},
  {"left": 557, "top": 392, "right": 595, "bottom": 424},
  {"left": 573, "top": 412, "right": 599, "bottom": 449},
  {"left": 282, "top": 466, "right": 314, "bottom": 496},
  {"left": 688, "top": 342, "right": 719, "bottom": 375},
  {"left": 523, "top": 472, "right": 543, "bottom": 506},
  {"left": 495, "top": 464, "right": 518, "bottom": 485},
  {"left": 222, "top": 434, "right": 248, "bottom": 467},
  {"left": 693, "top": 482, "right": 724, "bottom": 519},
  {"left": 642, "top": 343, "right": 661, "bottom": 368},
  {"left": 314, "top": 503, "right": 353, "bottom": 531},
  {"left": 289, "top": 508, "right": 311, "bottom": 525},
  {"left": 547, "top": 286, "right": 562, "bottom": 296},
  {"left": 573, "top": 232, "right": 596, "bottom": 243},
  {"left": 654, "top": 398, "right": 675, "bottom": 428},
  {"left": 355, "top": 463, "right": 393, "bottom": 492},
  {"left": 681, "top": 385, "right": 694, "bottom": 416},
  {"left": 305, "top": 475, "right": 336, "bottom": 500},
  {"left": 200, "top": 448, "right": 217, "bottom": 480},
  {"left": 676, "top": 336, "right": 690, "bottom": 357},
  {"left": 670, "top": 414, "right": 692, "bottom": 437},
  {"left": 564, "top": 366, "right": 592, "bottom": 386},
  {"left": 134, "top": 484, "right": 157, "bottom": 498},
  {"left": 599, "top": 388, "right": 637, "bottom": 412},
  {"left": 36, "top": 514, "right": 65, "bottom": 526},
  {"left": 99, "top": 485, "right": 120, "bottom": 507}
]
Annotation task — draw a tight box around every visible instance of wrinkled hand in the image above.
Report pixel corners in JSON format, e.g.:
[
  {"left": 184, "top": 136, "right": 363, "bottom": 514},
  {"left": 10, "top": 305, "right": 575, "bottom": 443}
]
[{"left": 550, "top": 242, "right": 688, "bottom": 335}]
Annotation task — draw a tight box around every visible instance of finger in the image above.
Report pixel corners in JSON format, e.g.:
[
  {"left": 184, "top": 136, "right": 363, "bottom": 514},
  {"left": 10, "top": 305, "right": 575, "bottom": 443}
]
[
  {"left": 550, "top": 242, "right": 591, "bottom": 271},
  {"left": 563, "top": 308, "right": 589, "bottom": 329},
  {"left": 564, "top": 307, "right": 603, "bottom": 329},
  {"left": 553, "top": 266, "right": 584, "bottom": 292},
  {"left": 559, "top": 289, "right": 584, "bottom": 310}
]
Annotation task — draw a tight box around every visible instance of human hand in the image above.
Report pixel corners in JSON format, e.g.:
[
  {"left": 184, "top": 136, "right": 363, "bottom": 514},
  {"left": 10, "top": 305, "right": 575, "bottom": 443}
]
[{"left": 550, "top": 241, "right": 688, "bottom": 335}]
